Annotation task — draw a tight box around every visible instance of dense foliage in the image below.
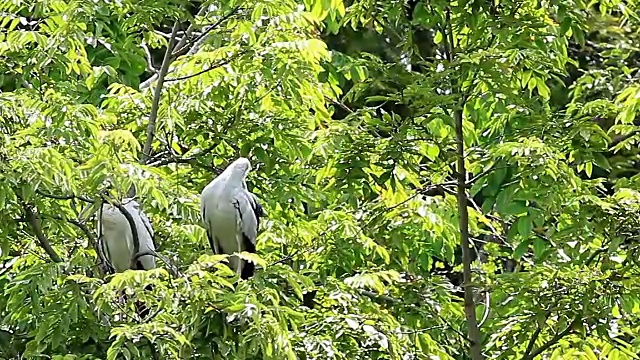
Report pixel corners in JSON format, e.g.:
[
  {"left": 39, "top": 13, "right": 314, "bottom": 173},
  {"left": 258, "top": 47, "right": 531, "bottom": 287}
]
[{"left": 2, "top": 0, "right": 640, "bottom": 359}]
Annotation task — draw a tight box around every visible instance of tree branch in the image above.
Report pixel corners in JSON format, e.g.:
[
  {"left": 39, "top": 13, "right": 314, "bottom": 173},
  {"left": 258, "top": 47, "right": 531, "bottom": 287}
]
[
  {"left": 43, "top": 214, "right": 98, "bottom": 248},
  {"left": 523, "top": 316, "right": 580, "bottom": 360},
  {"left": 132, "top": 249, "right": 181, "bottom": 277},
  {"left": 171, "top": 5, "right": 242, "bottom": 58},
  {"left": 324, "top": 95, "right": 354, "bottom": 114},
  {"left": 19, "top": 201, "right": 62, "bottom": 263},
  {"left": 523, "top": 320, "right": 545, "bottom": 358},
  {"left": 442, "top": 3, "right": 483, "bottom": 358},
  {"left": 35, "top": 189, "right": 94, "bottom": 203},
  {"left": 164, "top": 49, "right": 249, "bottom": 82},
  {"left": 141, "top": 23, "right": 179, "bottom": 165},
  {"left": 139, "top": 7, "right": 207, "bottom": 90}
]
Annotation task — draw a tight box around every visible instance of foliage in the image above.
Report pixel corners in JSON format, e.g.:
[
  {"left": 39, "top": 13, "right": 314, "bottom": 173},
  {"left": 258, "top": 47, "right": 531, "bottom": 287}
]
[{"left": 1, "top": 0, "right": 640, "bottom": 359}]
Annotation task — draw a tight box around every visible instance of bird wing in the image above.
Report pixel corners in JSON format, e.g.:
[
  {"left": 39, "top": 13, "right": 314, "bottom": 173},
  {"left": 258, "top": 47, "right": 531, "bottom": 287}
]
[
  {"left": 234, "top": 189, "right": 264, "bottom": 247},
  {"left": 124, "top": 201, "right": 156, "bottom": 270},
  {"left": 137, "top": 206, "right": 155, "bottom": 246},
  {"left": 241, "top": 181, "right": 265, "bottom": 229}
]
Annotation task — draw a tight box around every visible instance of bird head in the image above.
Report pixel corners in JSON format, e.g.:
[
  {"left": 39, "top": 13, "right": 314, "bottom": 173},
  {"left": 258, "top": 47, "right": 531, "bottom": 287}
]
[
  {"left": 100, "top": 203, "right": 123, "bottom": 226},
  {"left": 227, "top": 157, "right": 252, "bottom": 181}
]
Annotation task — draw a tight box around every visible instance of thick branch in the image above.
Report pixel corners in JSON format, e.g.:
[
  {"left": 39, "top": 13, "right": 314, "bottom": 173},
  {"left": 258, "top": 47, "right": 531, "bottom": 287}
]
[
  {"left": 20, "top": 202, "right": 62, "bottom": 263},
  {"left": 443, "top": 4, "right": 483, "bottom": 359},
  {"left": 141, "top": 23, "right": 179, "bottom": 165}
]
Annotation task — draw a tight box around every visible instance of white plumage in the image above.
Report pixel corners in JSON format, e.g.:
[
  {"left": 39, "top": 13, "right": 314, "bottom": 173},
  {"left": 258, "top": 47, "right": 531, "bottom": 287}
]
[
  {"left": 97, "top": 198, "right": 156, "bottom": 272},
  {"left": 200, "top": 157, "right": 265, "bottom": 279}
]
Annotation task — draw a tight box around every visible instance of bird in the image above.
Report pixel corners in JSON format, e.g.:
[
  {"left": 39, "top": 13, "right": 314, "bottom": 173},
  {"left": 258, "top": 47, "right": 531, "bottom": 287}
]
[
  {"left": 97, "top": 198, "right": 157, "bottom": 319},
  {"left": 200, "top": 157, "right": 265, "bottom": 280},
  {"left": 97, "top": 198, "right": 156, "bottom": 272}
]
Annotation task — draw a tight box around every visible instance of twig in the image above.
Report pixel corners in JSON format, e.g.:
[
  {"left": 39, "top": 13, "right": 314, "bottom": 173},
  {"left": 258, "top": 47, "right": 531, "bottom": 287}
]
[
  {"left": 19, "top": 200, "right": 62, "bottom": 263},
  {"left": 164, "top": 49, "right": 249, "bottom": 82},
  {"left": 610, "top": 129, "right": 640, "bottom": 149},
  {"left": 478, "top": 290, "right": 491, "bottom": 328},
  {"left": 523, "top": 319, "right": 545, "bottom": 359},
  {"left": 269, "top": 250, "right": 300, "bottom": 266},
  {"left": 147, "top": 152, "right": 223, "bottom": 174},
  {"left": 141, "top": 23, "right": 179, "bottom": 165},
  {"left": 466, "top": 165, "right": 496, "bottom": 186},
  {"left": 399, "top": 325, "right": 444, "bottom": 334},
  {"left": 359, "top": 289, "right": 399, "bottom": 304}
]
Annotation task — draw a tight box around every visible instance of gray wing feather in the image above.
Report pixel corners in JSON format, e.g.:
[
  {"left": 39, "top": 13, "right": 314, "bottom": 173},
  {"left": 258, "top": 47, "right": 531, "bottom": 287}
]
[
  {"left": 235, "top": 190, "right": 259, "bottom": 245},
  {"left": 138, "top": 210, "right": 154, "bottom": 239}
]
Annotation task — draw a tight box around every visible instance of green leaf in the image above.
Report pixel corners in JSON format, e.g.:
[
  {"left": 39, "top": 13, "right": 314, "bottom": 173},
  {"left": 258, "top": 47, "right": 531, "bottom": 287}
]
[
  {"left": 585, "top": 161, "right": 593, "bottom": 177},
  {"left": 517, "top": 216, "right": 533, "bottom": 238},
  {"left": 533, "top": 237, "right": 547, "bottom": 258},
  {"left": 514, "top": 239, "right": 531, "bottom": 259}
]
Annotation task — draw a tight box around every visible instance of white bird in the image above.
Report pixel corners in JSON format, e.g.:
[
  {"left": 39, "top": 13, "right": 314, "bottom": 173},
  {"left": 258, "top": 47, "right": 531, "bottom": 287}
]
[
  {"left": 97, "top": 198, "right": 156, "bottom": 272},
  {"left": 200, "top": 157, "right": 265, "bottom": 279}
]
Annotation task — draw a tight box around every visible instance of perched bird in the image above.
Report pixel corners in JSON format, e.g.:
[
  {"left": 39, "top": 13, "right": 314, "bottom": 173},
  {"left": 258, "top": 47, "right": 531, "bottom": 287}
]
[
  {"left": 97, "top": 198, "right": 156, "bottom": 272},
  {"left": 200, "top": 157, "right": 265, "bottom": 279},
  {"left": 97, "top": 198, "right": 156, "bottom": 319}
]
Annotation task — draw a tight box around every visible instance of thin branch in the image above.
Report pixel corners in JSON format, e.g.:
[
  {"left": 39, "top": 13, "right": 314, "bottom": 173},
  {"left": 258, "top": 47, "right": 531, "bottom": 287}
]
[
  {"left": 584, "top": 247, "right": 608, "bottom": 266},
  {"left": 478, "top": 290, "right": 491, "bottom": 328},
  {"left": 132, "top": 250, "right": 181, "bottom": 277},
  {"left": 466, "top": 165, "right": 497, "bottom": 186},
  {"left": 358, "top": 289, "right": 471, "bottom": 343},
  {"left": 523, "top": 316, "right": 580, "bottom": 360},
  {"left": 610, "top": 129, "right": 640, "bottom": 148},
  {"left": 20, "top": 201, "right": 63, "bottom": 263},
  {"left": 164, "top": 49, "right": 249, "bottom": 82},
  {"left": 43, "top": 214, "right": 98, "bottom": 248},
  {"left": 140, "top": 6, "right": 209, "bottom": 90},
  {"left": 269, "top": 250, "right": 300, "bottom": 266},
  {"left": 172, "top": 5, "right": 242, "bottom": 57},
  {"left": 35, "top": 189, "right": 94, "bottom": 203},
  {"left": 141, "top": 23, "right": 179, "bottom": 165},
  {"left": 399, "top": 325, "right": 444, "bottom": 334},
  {"left": 523, "top": 317, "right": 546, "bottom": 359},
  {"left": 324, "top": 95, "right": 353, "bottom": 114}
]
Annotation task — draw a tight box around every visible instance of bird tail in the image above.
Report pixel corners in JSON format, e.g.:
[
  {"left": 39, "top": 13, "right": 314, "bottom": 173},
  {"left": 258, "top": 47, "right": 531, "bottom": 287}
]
[
  {"left": 120, "top": 284, "right": 154, "bottom": 319},
  {"left": 240, "top": 233, "right": 256, "bottom": 280},
  {"left": 240, "top": 261, "right": 255, "bottom": 280}
]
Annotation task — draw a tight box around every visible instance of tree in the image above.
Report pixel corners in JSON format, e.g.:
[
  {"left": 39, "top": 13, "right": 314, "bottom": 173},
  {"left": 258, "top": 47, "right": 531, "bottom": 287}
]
[{"left": 1, "top": 0, "right": 640, "bottom": 359}]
